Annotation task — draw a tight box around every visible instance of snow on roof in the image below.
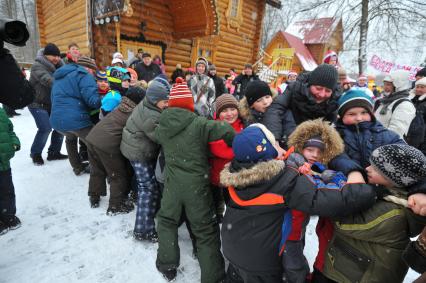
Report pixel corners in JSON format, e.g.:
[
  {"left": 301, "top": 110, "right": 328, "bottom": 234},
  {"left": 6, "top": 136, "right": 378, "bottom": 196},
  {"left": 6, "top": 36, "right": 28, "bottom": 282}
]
[
  {"left": 281, "top": 31, "right": 318, "bottom": 71},
  {"left": 285, "top": 17, "right": 340, "bottom": 44}
]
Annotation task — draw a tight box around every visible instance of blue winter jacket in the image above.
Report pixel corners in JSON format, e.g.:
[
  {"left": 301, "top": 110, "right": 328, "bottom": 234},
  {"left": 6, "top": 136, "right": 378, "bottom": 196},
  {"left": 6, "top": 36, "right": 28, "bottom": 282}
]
[
  {"left": 50, "top": 64, "right": 101, "bottom": 132},
  {"left": 330, "top": 120, "right": 405, "bottom": 172}
]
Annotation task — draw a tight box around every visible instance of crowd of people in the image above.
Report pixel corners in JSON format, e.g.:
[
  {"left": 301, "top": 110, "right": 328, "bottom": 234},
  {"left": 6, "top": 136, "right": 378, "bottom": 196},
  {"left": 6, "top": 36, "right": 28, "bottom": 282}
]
[{"left": 1, "top": 42, "right": 426, "bottom": 283}]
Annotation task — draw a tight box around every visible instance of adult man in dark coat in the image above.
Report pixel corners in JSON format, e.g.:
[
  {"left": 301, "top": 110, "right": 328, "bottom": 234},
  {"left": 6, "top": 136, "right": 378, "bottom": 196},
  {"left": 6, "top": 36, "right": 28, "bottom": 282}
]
[
  {"left": 232, "top": 64, "right": 259, "bottom": 100},
  {"left": 135, "top": 53, "right": 162, "bottom": 84},
  {"left": 28, "top": 43, "right": 67, "bottom": 165}
]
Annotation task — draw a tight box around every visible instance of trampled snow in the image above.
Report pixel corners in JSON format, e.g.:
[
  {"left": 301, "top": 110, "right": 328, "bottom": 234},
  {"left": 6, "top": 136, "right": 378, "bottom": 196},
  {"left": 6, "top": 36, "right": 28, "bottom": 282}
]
[{"left": 0, "top": 108, "right": 420, "bottom": 282}]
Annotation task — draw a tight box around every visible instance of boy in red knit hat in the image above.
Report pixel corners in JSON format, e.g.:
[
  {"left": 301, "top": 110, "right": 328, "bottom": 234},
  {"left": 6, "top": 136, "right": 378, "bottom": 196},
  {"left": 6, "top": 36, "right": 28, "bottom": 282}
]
[{"left": 154, "top": 78, "right": 235, "bottom": 282}]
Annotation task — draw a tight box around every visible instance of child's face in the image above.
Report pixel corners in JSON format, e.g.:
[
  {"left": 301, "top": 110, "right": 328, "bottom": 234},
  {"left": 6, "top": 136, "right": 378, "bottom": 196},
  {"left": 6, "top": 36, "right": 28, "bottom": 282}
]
[
  {"left": 156, "top": 100, "right": 169, "bottom": 110},
  {"left": 366, "top": 165, "right": 394, "bottom": 187},
  {"left": 121, "top": 80, "right": 130, "bottom": 89},
  {"left": 342, "top": 107, "right": 371, "bottom": 125},
  {"left": 218, "top": 107, "right": 238, "bottom": 124},
  {"left": 97, "top": 80, "right": 109, "bottom": 91},
  {"left": 415, "top": 84, "right": 426, "bottom": 96},
  {"left": 302, "top": 146, "right": 323, "bottom": 164},
  {"left": 251, "top": 95, "right": 272, "bottom": 113}
]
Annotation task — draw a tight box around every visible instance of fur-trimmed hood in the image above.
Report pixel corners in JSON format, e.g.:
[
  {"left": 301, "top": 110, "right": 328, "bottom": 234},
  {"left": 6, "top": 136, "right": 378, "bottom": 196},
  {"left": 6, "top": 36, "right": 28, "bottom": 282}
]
[
  {"left": 287, "top": 119, "right": 344, "bottom": 164},
  {"left": 220, "top": 159, "right": 285, "bottom": 188}
]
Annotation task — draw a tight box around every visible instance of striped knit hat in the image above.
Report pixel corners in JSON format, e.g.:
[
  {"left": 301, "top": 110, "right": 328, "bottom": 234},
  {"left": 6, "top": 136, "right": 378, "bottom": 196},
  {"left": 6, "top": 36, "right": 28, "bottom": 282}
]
[
  {"left": 77, "top": 56, "right": 97, "bottom": 70},
  {"left": 96, "top": 70, "right": 107, "bottom": 81},
  {"left": 337, "top": 89, "right": 374, "bottom": 117},
  {"left": 168, "top": 77, "right": 194, "bottom": 112}
]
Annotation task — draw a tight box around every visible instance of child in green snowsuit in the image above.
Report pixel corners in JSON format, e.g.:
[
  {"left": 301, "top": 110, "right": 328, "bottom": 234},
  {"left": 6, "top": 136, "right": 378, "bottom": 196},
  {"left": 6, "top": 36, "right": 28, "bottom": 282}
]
[{"left": 154, "top": 78, "right": 235, "bottom": 282}]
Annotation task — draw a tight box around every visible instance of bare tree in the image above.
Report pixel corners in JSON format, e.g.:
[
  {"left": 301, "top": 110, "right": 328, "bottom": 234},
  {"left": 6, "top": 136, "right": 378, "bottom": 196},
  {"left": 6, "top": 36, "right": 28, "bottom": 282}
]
[{"left": 297, "top": 0, "right": 426, "bottom": 74}]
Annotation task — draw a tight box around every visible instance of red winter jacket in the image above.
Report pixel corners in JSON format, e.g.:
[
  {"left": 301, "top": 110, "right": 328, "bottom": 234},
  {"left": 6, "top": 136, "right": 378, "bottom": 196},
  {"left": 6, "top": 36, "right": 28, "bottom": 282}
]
[{"left": 209, "top": 118, "right": 244, "bottom": 186}]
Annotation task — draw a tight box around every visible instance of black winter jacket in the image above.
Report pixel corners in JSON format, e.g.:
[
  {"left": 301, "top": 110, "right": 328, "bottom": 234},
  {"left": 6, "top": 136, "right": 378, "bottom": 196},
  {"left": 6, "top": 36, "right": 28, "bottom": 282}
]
[
  {"left": 209, "top": 74, "right": 227, "bottom": 97},
  {"left": 220, "top": 159, "right": 377, "bottom": 275},
  {"left": 232, "top": 73, "right": 259, "bottom": 98},
  {"left": 135, "top": 62, "right": 162, "bottom": 83},
  {"left": 263, "top": 73, "right": 339, "bottom": 144}
]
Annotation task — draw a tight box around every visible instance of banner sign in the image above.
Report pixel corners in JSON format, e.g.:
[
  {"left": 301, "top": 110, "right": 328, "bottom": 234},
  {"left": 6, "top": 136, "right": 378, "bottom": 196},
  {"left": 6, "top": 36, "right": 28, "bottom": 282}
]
[{"left": 369, "top": 55, "right": 422, "bottom": 80}]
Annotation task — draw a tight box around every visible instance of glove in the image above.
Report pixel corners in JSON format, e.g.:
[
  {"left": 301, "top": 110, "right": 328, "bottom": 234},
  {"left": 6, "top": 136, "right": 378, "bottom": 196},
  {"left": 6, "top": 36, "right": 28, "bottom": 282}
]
[
  {"left": 286, "top": 153, "right": 311, "bottom": 174},
  {"left": 285, "top": 152, "right": 306, "bottom": 168}
]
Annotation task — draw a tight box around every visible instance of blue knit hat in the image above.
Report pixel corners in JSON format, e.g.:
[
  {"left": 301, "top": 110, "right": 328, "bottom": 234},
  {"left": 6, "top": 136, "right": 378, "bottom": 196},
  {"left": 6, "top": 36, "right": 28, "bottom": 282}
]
[
  {"left": 232, "top": 124, "right": 278, "bottom": 162},
  {"left": 146, "top": 75, "right": 171, "bottom": 105},
  {"left": 337, "top": 89, "right": 374, "bottom": 117},
  {"left": 96, "top": 70, "right": 108, "bottom": 81}
]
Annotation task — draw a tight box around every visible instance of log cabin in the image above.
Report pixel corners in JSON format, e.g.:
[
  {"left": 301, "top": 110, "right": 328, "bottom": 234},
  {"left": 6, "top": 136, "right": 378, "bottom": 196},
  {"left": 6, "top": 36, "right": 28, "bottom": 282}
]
[
  {"left": 36, "top": 0, "right": 282, "bottom": 77},
  {"left": 263, "top": 17, "right": 343, "bottom": 74}
]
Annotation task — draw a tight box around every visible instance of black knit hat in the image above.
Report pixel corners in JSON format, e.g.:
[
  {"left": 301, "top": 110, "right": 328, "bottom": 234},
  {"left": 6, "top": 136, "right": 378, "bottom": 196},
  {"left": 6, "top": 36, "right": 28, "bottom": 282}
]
[
  {"left": 244, "top": 80, "right": 272, "bottom": 107},
  {"left": 43, "top": 43, "right": 60, "bottom": 57},
  {"left": 370, "top": 144, "right": 426, "bottom": 187},
  {"left": 417, "top": 67, "right": 426, "bottom": 78},
  {"left": 308, "top": 64, "right": 338, "bottom": 90},
  {"left": 125, "top": 86, "right": 146, "bottom": 105}
]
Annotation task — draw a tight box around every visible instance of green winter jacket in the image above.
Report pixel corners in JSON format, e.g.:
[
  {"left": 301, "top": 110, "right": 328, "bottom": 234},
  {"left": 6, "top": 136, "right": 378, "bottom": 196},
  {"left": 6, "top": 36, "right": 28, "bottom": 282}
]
[
  {"left": 155, "top": 107, "right": 235, "bottom": 189},
  {"left": 323, "top": 200, "right": 426, "bottom": 283},
  {"left": 120, "top": 98, "right": 162, "bottom": 162},
  {"left": 0, "top": 108, "right": 20, "bottom": 171}
]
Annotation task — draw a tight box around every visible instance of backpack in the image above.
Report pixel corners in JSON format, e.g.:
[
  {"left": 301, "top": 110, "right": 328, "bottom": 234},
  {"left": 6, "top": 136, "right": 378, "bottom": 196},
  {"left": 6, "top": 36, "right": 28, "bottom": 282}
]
[{"left": 378, "top": 98, "right": 426, "bottom": 147}]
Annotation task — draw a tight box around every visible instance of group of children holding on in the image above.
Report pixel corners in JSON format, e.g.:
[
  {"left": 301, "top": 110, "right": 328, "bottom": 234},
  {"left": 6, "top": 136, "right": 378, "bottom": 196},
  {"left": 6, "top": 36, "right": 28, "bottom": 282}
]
[{"left": 1, "top": 55, "right": 426, "bottom": 283}]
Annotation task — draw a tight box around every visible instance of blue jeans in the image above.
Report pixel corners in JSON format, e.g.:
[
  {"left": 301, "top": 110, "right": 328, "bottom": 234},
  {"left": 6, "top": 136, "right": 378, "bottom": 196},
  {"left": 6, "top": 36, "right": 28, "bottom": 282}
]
[
  {"left": 131, "top": 160, "right": 160, "bottom": 234},
  {"left": 28, "top": 107, "right": 64, "bottom": 156}
]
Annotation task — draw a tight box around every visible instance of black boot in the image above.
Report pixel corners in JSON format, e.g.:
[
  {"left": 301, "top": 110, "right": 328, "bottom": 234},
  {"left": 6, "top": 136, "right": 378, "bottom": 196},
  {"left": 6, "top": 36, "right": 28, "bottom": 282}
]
[
  {"left": 1, "top": 215, "right": 21, "bottom": 230},
  {"left": 90, "top": 196, "right": 100, "bottom": 208},
  {"left": 106, "top": 201, "right": 134, "bottom": 216},
  {"left": 74, "top": 163, "right": 90, "bottom": 176},
  {"left": 31, "top": 154, "right": 44, "bottom": 166},
  {"left": 47, "top": 152, "right": 68, "bottom": 161},
  {"left": 0, "top": 221, "right": 8, "bottom": 235},
  {"left": 156, "top": 260, "right": 177, "bottom": 282}
]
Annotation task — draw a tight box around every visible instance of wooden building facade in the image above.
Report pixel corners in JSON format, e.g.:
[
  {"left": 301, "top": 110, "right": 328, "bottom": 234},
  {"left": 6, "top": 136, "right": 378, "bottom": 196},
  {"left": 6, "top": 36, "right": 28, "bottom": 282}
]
[{"left": 36, "top": 0, "right": 281, "bottom": 76}]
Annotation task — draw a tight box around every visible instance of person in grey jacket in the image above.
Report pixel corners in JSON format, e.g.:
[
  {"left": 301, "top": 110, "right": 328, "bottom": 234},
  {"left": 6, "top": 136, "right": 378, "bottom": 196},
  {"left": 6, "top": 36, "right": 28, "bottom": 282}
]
[
  {"left": 28, "top": 43, "right": 67, "bottom": 165},
  {"left": 374, "top": 70, "right": 416, "bottom": 139},
  {"left": 188, "top": 57, "right": 215, "bottom": 118},
  {"left": 120, "top": 75, "right": 170, "bottom": 242}
]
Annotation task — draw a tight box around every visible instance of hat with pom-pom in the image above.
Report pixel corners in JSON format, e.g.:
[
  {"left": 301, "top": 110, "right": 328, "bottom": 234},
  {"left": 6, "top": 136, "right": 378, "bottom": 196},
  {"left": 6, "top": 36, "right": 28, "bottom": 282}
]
[
  {"left": 168, "top": 77, "right": 194, "bottom": 112},
  {"left": 232, "top": 123, "right": 278, "bottom": 163}
]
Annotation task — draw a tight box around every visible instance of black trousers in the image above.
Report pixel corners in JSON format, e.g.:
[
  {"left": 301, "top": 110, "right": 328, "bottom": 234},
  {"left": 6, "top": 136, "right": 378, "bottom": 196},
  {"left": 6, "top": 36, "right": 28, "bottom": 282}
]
[
  {"left": 0, "top": 169, "right": 16, "bottom": 219},
  {"left": 225, "top": 263, "right": 283, "bottom": 283}
]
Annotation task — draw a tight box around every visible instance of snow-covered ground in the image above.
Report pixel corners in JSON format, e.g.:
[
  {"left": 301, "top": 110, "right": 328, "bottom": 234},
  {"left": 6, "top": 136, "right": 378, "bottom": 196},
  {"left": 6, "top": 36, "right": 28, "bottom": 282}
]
[{"left": 0, "top": 108, "right": 420, "bottom": 283}]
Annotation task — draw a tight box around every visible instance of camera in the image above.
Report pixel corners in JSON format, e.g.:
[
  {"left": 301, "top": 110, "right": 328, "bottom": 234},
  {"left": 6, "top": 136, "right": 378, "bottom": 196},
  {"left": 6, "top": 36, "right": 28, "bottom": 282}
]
[{"left": 0, "top": 18, "right": 29, "bottom": 47}]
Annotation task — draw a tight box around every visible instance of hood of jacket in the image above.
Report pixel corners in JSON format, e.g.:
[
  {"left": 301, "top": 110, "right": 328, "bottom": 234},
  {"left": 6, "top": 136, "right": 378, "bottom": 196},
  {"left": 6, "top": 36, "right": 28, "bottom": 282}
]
[
  {"left": 220, "top": 159, "right": 285, "bottom": 189},
  {"left": 53, "top": 63, "right": 87, "bottom": 80},
  {"left": 156, "top": 107, "right": 197, "bottom": 139},
  {"left": 287, "top": 118, "right": 344, "bottom": 164}
]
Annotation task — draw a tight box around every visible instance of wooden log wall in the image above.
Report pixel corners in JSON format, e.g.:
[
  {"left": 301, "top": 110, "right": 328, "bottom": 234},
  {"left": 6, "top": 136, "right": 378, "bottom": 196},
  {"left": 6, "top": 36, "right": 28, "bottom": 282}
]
[
  {"left": 91, "top": 0, "right": 268, "bottom": 77},
  {"left": 36, "top": 0, "right": 90, "bottom": 55}
]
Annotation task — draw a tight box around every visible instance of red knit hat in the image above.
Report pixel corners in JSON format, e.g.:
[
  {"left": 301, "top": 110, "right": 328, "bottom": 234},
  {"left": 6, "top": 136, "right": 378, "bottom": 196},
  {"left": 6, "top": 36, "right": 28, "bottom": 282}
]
[{"left": 168, "top": 77, "right": 194, "bottom": 112}]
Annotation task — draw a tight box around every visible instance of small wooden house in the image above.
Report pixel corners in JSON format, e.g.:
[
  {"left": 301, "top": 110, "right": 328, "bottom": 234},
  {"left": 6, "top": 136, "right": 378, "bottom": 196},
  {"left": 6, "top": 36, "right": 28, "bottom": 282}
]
[
  {"left": 285, "top": 17, "right": 343, "bottom": 65},
  {"left": 263, "top": 31, "right": 318, "bottom": 74},
  {"left": 36, "top": 0, "right": 281, "bottom": 76}
]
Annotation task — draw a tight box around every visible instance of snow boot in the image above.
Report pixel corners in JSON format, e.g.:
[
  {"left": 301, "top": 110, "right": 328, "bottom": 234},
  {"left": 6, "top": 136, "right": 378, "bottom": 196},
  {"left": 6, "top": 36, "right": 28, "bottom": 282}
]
[
  {"left": 31, "top": 154, "right": 44, "bottom": 166},
  {"left": 47, "top": 152, "right": 68, "bottom": 161},
  {"left": 79, "top": 150, "right": 88, "bottom": 162},
  {"left": 74, "top": 163, "right": 90, "bottom": 176},
  {"left": 106, "top": 201, "right": 134, "bottom": 216},
  {"left": 134, "top": 231, "right": 158, "bottom": 243},
  {"left": 90, "top": 196, "right": 100, "bottom": 208},
  {"left": 1, "top": 215, "right": 21, "bottom": 230},
  {"left": 156, "top": 261, "right": 177, "bottom": 282}
]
